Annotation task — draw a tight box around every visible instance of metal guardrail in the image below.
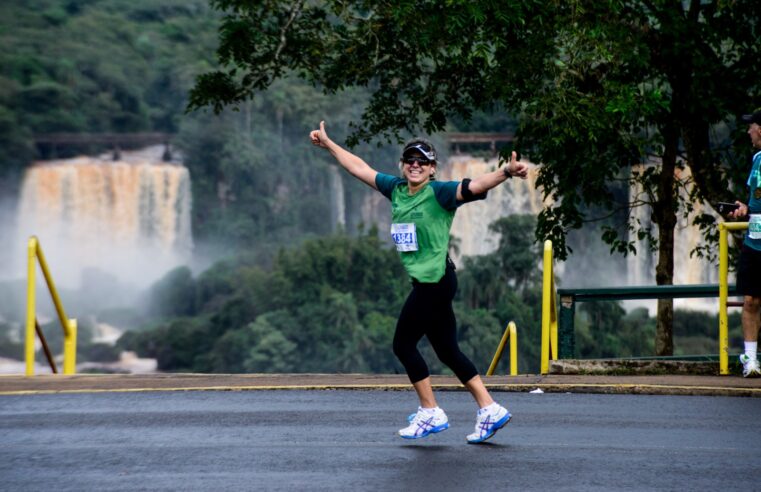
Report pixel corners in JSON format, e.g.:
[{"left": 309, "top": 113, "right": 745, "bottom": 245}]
[
  {"left": 719, "top": 222, "right": 748, "bottom": 374},
  {"left": 486, "top": 322, "right": 518, "bottom": 376},
  {"left": 545, "top": 221, "right": 748, "bottom": 376},
  {"left": 25, "top": 236, "right": 77, "bottom": 376}
]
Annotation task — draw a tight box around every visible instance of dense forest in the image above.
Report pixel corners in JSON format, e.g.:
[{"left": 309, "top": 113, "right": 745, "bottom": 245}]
[{"left": 0, "top": 1, "right": 747, "bottom": 374}]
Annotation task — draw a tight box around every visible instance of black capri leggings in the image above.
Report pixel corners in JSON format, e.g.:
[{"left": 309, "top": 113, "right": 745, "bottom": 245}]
[{"left": 392, "top": 264, "right": 479, "bottom": 384}]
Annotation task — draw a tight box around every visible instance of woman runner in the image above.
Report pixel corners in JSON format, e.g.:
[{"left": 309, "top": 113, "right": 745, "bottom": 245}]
[{"left": 309, "top": 121, "right": 528, "bottom": 443}]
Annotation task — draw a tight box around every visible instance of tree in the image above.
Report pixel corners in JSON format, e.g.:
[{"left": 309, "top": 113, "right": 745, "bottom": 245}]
[{"left": 190, "top": 0, "right": 761, "bottom": 355}]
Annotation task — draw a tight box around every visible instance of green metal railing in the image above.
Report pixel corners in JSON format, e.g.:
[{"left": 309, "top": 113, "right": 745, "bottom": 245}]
[{"left": 556, "top": 283, "right": 738, "bottom": 360}]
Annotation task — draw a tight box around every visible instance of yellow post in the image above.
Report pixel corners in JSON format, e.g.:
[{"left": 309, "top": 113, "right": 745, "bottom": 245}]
[
  {"left": 24, "top": 236, "right": 78, "bottom": 376},
  {"left": 35, "top": 241, "right": 71, "bottom": 339},
  {"left": 718, "top": 222, "right": 749, "bottom": 376},
  {"left": 541, "top": 240, "right": 553, "bottom": 374},
  {"left": 550, "top": 277, "right": 558, "bottom": 361},
  {"left": 487, "top": 322, "right": 519, "bottom": 376},
  {"left": 508, "top": 322, "right": 518, "bottom": 376},
  {"left": 719, "top": 223, "right": 729, "bottom": 375},
  {"left": 63, "top": 319, "right": 77, "bottom": 375},
  {"left": 25, "top": 237, "right": 38, "bottom": 377},
  {"left": 487, "top": 324, "right": 510, "bottom": 376}
]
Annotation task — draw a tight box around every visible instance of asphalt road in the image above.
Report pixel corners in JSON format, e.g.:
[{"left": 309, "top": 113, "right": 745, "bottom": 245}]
[{"left": 1, "top": 390, "right": 760, "bottom": 491}]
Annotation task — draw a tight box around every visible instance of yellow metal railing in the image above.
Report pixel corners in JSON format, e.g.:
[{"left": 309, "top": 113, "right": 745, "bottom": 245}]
[
  {"left": 25, "top": 236, "right": 77, "bottom": 376},
  {"left": 486, "top": 321, "right": 518, "bottom": 376},
  {"left": 718, "top": 222, "right": 748, "bottom": 376},
  {"left": 541, "top": 240, "right": 558, "bottom": 374}
]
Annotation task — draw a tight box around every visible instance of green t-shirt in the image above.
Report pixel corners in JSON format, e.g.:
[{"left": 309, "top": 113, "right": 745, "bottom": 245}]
[{"left": 376, "top": 173, "right": 484, "bottom": 283}]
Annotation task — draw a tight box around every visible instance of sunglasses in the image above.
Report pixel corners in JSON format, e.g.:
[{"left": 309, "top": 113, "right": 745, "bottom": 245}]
[{"left": 402, "top": 156, "right": 433, "bottom": 166}]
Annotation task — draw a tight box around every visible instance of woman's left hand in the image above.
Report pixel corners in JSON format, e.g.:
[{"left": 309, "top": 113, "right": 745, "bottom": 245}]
[{"left": 506, "top": 151, "right": 528, "bottom": 179}]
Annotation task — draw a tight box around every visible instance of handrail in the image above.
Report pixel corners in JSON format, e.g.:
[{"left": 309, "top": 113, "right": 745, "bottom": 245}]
[
  {"left": 25, "top": 236, "right": 77, "bottom": 376},
  {"left": 540, "top": 240, "right": 558, "bottom": 374},
  {"left": 557, "top": 284, "right": 737, "bottom": 301},
  {"left": 486, "top": 321, "right": 518, "bottom": 376},
  {"left": 553, "top": 221, "right": 747, "bottom": 376},
  {"left": 719, "top": 222, "right": 748, "bottom": 375},
  {"left": 556, "top": 284, "right": 737, "bottom": 367}
]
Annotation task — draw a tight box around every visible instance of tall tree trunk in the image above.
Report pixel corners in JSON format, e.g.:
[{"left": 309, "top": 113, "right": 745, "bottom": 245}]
[{"left": 652, "top": 125, "right": 679, "bottom": 356}]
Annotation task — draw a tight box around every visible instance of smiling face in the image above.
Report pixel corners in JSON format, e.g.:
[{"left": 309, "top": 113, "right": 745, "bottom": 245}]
[{"left": 401, "top": 152, "right": 436, "bottom": 187}]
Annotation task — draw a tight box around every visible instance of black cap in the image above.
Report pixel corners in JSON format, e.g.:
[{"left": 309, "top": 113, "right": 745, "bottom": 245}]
[
  {"left": 402, "top": 140, "right": 436, "bottom": 161},
  {"left": 741, "top": 110, "right": 761, "bottom": 125}
]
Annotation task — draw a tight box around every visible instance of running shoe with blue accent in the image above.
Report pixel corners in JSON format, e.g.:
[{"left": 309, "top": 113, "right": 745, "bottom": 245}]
[
  {"left": 466, "top": 404, "right": 511, "bottom": 444},
  {"left": 398, "top": 407, "right": 449, "bottom": 439}
]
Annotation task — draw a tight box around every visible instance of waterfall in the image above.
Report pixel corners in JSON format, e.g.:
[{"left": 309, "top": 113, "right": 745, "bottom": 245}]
[
  {"left": 328, "top": 165, "right": 346, "bottom": 230},
  {"left": 438, "top": 155, "right": 720, "bottom": 309},
  {"left": 627, "top": 163, "right": 722, "bottom": 310},
  {"left": 440, "top": 155, "right": 546, "bottom": 261},
  {"left": 14, "top": 146, "right": 192, "bottom": 287}
]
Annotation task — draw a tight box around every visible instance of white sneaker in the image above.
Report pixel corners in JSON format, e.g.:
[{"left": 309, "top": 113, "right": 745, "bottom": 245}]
[
  {"left": 466, "top": 403, "right": 511, "bottom": 444},
  {"left": 740, "top": 354, "right": 761, "bottom": 378},
  {"left": 398, "top": 407, "right": 449, "bottom": 439}
]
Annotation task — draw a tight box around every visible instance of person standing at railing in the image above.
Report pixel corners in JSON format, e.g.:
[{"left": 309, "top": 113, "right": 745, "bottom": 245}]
[
  {"left": 309, "top": 121, "right": 528, "bottom": 443},
  {"left": 729, "top": 109, "right": 761, "bottom": 378}
]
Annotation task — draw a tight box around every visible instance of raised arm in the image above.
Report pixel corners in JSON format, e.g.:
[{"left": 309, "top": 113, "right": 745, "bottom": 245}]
[
  {"left": 310, "top": 120, "right": 378, "bottom": 189},
  {"left": 456, "top": 151, "right": 528, "bottom": 200}
]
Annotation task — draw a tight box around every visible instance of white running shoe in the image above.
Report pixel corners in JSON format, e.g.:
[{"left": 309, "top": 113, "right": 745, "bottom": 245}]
[
  {"left": 398, "top": 407, "right": 449, "bottom": 439},
  {"left": 740, "top": 354, "right": 761, "bottom": 378},
  {"left": 466, "top": 403, "right": 511, "bottom": 444}
]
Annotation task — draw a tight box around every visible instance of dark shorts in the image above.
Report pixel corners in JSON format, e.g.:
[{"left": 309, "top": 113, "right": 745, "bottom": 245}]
[{"left": 736, "top": 244, "right": 761, "bottom": 297}]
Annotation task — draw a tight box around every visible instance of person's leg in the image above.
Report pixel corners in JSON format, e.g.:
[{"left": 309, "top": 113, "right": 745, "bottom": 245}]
[
  {"left": 411, "top": 376, "right": 437, "bottom": 408},
  {"left": 424, "top": 268, "right": 481, "bottom": 401},
  {"left": 393, "top": 286, "right": 436, "bottom": 408},
  {"left": 463, "top": 375, "right": 494, "bottom": 409},
  {"left": 742, "top": 296, "right": 760, "bottom": 341},
  {"left": 736, "top": 245, "right": 761, "bottom": 377},
  {"left": 396, "top": 292, "right": 449, "bottom": 438}
]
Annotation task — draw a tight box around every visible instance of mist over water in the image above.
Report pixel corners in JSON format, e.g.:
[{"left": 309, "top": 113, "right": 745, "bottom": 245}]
[
  {"left": 439, "top": 156, "right": 724, "bottom": 312},
  {"left": 8, "top": 146, "right": 192, "bottom": 290}
]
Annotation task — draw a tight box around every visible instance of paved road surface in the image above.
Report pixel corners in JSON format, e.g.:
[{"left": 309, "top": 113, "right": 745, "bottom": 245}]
[{"left": 2, "top": 390, "right": 760, "bottom": 491}]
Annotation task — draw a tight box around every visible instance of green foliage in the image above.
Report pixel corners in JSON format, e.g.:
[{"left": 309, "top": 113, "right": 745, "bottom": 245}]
[
  {"left": 145, "top": 266, "right": 196, "bottom": 318},
  {"left": 119, "top": 230, "right": 409, "bottom": 373},
  {"left": 115, "top": 215, "right": 742, "bottom": 375},
  {"left": 189, "top": 0, "right": 761, "bottom": 356},
  {"left": 576, "top": 304, "right": 655, "bottom": 358}
]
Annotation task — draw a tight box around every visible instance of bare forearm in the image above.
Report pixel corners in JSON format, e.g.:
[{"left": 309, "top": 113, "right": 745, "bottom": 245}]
[
  {"left": 327, "top": 141, "right": 366, "bottom": 173},
  {"left": 468, "top": 169, "right": 510, "bottom": 195},
  {"left": 325, "top": 141, "right": 377, "bottom": 187}
]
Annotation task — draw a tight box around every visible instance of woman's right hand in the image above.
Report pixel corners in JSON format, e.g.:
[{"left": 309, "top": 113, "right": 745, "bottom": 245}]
[
  {"left": 730, "top": 201, "right": 748, "bottom": 219},
  {"left": 309, "top": 120, "right": 331, "bottom": 149}
]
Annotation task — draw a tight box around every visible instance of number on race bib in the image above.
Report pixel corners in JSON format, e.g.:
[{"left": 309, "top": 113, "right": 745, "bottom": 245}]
[{"left": 391, "top": 223, "right": 419, "bottom": 252}]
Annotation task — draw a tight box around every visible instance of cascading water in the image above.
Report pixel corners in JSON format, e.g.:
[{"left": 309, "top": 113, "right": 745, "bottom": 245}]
[
  {"left": 13, "top": 146, "right": 192, "bottom": 287},
  {"left": 328, "top": 165, "right": 346, "bottom": 230},
  {"left": 440, "top": 155, "right": 546, "bottom": 261},
  {"left": 627, "top": 163, "right": 723, "bottom": 310},
  {"left": 440, "top": 156, "right": 720, "bottom": 305}
]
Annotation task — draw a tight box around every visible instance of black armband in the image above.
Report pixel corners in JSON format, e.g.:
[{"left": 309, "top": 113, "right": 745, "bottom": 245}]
[
  {"left": 461, "top": 178, "right": 488, "bottom": 203},
  {"left": 502, "top": 166, "right": 512, "bottom": 179}
]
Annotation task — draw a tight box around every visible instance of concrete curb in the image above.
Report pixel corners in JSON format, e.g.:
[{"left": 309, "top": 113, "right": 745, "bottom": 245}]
[{"left": 1, "top": 373, "right": 760, "bottom": 397}]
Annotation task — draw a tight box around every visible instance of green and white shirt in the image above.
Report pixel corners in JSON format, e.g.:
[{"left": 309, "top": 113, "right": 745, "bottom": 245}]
[{"left": 375, "top": 173, "right": 485, "bottom": 283}]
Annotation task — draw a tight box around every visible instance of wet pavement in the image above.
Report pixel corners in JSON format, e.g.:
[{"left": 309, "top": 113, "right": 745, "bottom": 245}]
[{"left": 1, "top": 389, "right": 760, "bottom": 491}]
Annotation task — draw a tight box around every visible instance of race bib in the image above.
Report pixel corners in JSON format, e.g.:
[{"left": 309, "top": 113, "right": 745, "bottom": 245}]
[
  {"left": 749, "top": 214, "right": 761, "bottom": 240},
  {"left": 391, "top": 223, "right": 418, "bottom": 252}
]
